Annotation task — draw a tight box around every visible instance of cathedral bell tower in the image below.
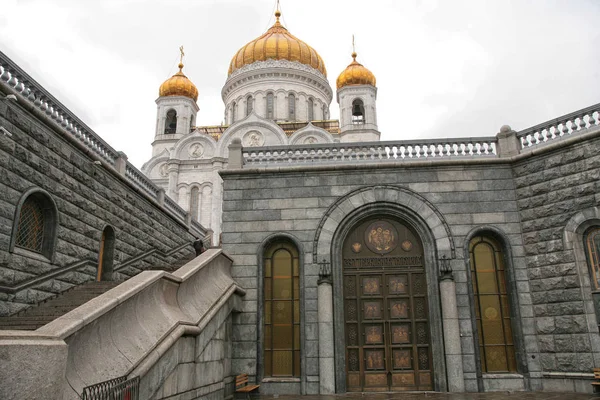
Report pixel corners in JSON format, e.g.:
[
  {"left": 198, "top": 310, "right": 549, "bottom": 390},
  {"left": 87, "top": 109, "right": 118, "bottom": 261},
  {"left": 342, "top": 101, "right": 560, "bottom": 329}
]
[
  {"left": 336, "top": 44, "right": 379, "bottom": 142},
  {"left": 153, "top": 47, "right": 199, "bottom": 157}
]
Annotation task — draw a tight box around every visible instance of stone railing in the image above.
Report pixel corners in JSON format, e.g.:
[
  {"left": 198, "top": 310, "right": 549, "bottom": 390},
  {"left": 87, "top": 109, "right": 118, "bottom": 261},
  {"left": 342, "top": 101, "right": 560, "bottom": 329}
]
[
  {"left": 0, "top": 50, "right": 205, "bottom": 238},
  {"left": 517, "top": 103, "right": 599, "bottom": 149},
  {"left": 241, "top": 137, "right": 497, "bottom": 167}
]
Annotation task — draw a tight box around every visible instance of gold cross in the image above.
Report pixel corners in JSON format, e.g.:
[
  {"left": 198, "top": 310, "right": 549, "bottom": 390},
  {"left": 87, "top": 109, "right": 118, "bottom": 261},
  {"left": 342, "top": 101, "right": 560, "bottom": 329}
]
[{"left": 179, "top": 45, "right": 185, "bottom": 64}]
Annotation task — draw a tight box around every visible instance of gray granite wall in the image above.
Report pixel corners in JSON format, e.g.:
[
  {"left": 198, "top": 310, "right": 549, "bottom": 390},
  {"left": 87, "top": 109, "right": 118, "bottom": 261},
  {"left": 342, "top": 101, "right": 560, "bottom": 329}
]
[
  {"left": 513, "top": 136, "right": 600, "bottom": 388},
  {"left": 0, "top": 97, "right": 196, "bottom": 316},
  {"left": 221, "top": 161, "right": 536, "bottom": 394}
]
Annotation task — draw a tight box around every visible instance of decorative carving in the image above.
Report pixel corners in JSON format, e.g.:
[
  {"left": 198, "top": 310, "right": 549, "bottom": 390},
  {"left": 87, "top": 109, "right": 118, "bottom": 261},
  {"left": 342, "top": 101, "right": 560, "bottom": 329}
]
[
  {"left": 390, "top": 300, "right": 409, "bottom": 319},
  {"left": 413, "top": 274, "right": 425, "bottom": 294},
  {"left": 485, "top": 307, "right": 499, "bottom": 320},
  {"left": 345, "top": 276, "right": 356, "bottom": 296},
  {"left": 227, "top": 59, "right": 328, "bottom": 81},
  {"left": 365, "top": 221, "right": 398, "bottom": 255},
  {"left": 392, "top": 324, "right": 410, "bottom": 343},
  {"left": 365, "top": 326, "right": 383, "bottom": 344},
  {"left": 388, "top": 276, "right": 408, "bottom": 294},
  {"left": 304, "top": 136, "right": 317, "bottom": 144},
  {"left": 243, "top": 131, "right": 264, "bottom": 147},
  {"left": 416, "top": 322, "right": 428, "bottom": 344},
  {"left": 348, "top": 350, "right": 359, "bottom": 371},
  {"left": 362, "top": 277, "right": 380, "bottom": 295},
  {"left": 158, "top": 163, "right": 168, "bottom": 177},
  {"left": 188, "top": 143, "right": 204, "bottom": 158},
  {"left": 418, "top": 347, "right": 429, "bottom": 370},
  {"left": 401, "top": 240, "right": 412, "bottom": 252},
  {"left": 346, "top": 301, "right": 357, "bottom": 321},
  {"left": 347, "top": 324, "right": 358, "bottom": 346},
  {"left": 365, "top": 350, "right": 385, "bottom": 370},
  {"left": 351, "top": 242, "right": 362, "bottom": 253},
  {"left": 414, "top": 298, "right": 426, "bottom": 319},
  {"left": 363, "top": 301, "right": 381, "bottom": 319},
  {"left": 393, "top": 350, "right": 412, "bottom": 369}
]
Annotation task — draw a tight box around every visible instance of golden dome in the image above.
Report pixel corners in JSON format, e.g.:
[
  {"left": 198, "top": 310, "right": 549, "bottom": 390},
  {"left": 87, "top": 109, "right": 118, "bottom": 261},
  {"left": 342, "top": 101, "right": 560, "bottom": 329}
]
[
  {"left": 159, "top": 63, "right": 198, "bottom": 101},
  {"left": 228, "top": 10, "right": 327, "bottom": 77},
  {"left": 336, "top": 52, "right": 376, "bottom": 89}
]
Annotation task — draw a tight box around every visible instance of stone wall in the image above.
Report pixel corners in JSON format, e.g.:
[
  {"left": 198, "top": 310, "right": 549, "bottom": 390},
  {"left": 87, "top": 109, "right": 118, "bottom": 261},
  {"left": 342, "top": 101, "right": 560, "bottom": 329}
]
[
  {"left": 220, "top": 161, "right": 537, "bottom": 394},
  {"left": 513, "top": 136, "right": 600, "bottom": 389},
  {"left": 0, "top": 98, "right": 197, "bottom": 316}
]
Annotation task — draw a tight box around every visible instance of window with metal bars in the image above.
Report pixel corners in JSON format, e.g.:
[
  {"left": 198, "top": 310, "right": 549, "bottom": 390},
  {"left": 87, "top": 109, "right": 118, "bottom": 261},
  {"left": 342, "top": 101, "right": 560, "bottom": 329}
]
[
  {"left": 288, "top": 94, "right": 295, "bottom": 120},
  {"left": 263, "top": 241, "right": 300, "bottom": 377},
  {"left": 308, "top": 98, "right": 314, "bottom": 121},
  {"left": 585, "top": 227, "right": 600, "bottom": 290},
  {"left": 246, "top": 96, "right": 254, "bottom": 116},
  {"left": 266, "top": 93, "right": 274, "bottom": 120},
  {"left": 469, "top": 235, "right": 517, "bottom": 373},
  {"left": 11, "top": 189, "right": 58, "bottom": 260}
]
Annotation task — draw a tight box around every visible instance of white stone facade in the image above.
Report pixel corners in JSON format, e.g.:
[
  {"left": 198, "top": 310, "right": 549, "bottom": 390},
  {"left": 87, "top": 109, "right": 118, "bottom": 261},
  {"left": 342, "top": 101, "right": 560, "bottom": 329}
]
[{"left": 143, "top": 53, "right": 378, "bottom": 245}]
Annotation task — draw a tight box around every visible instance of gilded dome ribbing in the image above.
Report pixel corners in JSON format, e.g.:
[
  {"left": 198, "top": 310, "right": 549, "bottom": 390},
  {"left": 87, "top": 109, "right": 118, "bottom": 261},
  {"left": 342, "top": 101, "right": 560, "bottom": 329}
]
[
  {"left": 159, "top": 63, "right": 198, "bottom": 101},
  {"left": 228, "top": 10, "right": 327, "bottom": 77},
  {"left": 336, "top": 52, "right": 376, "bottom": 89}
]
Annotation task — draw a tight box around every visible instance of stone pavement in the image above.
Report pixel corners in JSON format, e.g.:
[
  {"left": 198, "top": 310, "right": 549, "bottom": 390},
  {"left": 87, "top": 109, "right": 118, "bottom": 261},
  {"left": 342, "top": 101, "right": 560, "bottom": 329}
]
[{"left": 253, "top": 392, "right": 598, "bottom": 400}]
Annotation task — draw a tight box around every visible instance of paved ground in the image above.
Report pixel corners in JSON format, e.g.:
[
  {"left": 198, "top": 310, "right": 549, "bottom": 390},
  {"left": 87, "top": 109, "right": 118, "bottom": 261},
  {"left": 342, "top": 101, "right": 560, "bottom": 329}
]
[{"left": 254, "top": 392, "right": 598, "bottom": 399}]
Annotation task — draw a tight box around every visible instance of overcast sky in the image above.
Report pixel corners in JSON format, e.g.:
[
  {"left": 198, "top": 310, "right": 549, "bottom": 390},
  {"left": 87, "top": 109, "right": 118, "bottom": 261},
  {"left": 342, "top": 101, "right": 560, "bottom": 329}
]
[{"left": 1, "top": 0, "right": 598, "bottom": 168}]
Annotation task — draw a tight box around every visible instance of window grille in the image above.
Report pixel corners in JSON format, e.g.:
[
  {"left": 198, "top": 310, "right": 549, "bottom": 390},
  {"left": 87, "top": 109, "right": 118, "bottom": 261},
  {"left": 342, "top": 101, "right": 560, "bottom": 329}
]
[
  {"left": 288, "top": 94, "right": 295, "bottom": 120},
  {"left": 266, "top": 93, "right": 274, "bottom": 119},
  {"left": 246, "top": 96, "right": 254, "bottom": 116},
  {"left": 308, "top": 98, "right": 314, "bottom": 121},
  {"left": 15, "top": 198, "right": 44, "bottom": 253}
]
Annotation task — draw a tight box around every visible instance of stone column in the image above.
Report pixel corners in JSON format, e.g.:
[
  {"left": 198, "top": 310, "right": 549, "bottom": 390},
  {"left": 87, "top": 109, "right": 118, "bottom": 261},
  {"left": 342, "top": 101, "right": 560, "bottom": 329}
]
[
  {"left": 439, "top": 256, "right": 465, "bottom": 392},
  {"left": 317, "top": 260, "right": 335, "bottom": 394},
  {"left": 167, "top": 163, "right": 179, "bottom": 200}
]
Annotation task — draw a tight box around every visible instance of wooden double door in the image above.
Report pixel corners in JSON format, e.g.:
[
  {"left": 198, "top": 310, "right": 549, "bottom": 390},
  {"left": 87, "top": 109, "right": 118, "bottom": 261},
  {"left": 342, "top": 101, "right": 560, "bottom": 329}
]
[{"left": 343, "top": 218, "right": 433, "bottom": 392}]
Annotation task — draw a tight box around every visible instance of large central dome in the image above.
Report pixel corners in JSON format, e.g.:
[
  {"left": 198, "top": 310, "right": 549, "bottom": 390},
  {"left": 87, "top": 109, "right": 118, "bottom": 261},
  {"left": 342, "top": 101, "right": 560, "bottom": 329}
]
[{"left": 227, "top": 10, "right": 327, "bottom": 77}]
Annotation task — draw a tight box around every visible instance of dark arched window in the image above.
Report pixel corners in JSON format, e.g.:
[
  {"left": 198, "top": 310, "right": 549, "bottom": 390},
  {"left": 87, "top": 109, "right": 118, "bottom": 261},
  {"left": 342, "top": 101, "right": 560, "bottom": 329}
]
[
  {"left": 288, "top": 94, "right": 296, "bottom": 120},
  {"left": 469, "top": 235, "right": 517, "bottom": 372},
  {"left": 263, "top": 241, "right": 300, "bottom": 377},
  {"left": 231, "top": 102, "right": 237, "bottom": 123},
  {"left": 308, "top": 98, "right": 314, "bottom": 121},
  {"left": 11, "top": 189, "right": 58, "bottom": 260},
  {"left": 165, "top": 109, "right": 177, "bottom": 133},
  {"left": 322, "top": 104, "right": 327, "bottom": 120},
  {"left": 190, "top": 186, "right": 200, "bottom": 221},
  {"left": 189, "top": 115, "right": 195, "bottom": 132},
  {"left": 246, "top": 96, "right": 254, "bottom": 116},
  {"left": 97, "top": 226, "right": 115, "bottom": 281},
  {"left": 266, "top": 93, "right": 274, "bottom": 119},
  {"left": 585, "top": 227, "right": 600, "bottom": 289},
  {"left": 352, "top": 99, "right": 365, "bottom": 124}
]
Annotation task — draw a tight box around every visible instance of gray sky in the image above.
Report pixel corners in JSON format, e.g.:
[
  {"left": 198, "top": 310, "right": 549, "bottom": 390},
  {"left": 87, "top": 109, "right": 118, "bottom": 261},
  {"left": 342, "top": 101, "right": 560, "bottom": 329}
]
[{"left": 1, "top": 0, "right": 598, "bottom": 168}]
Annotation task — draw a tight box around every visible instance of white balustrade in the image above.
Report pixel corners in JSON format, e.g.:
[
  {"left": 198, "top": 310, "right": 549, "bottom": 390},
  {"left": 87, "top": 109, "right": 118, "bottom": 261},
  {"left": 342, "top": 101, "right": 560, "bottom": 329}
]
[
  {"left": 517, "top": 105, "right": 600, "bottom": 149},
  {"left": 242, "top": 138, "right": 497, "bottom": 167}
]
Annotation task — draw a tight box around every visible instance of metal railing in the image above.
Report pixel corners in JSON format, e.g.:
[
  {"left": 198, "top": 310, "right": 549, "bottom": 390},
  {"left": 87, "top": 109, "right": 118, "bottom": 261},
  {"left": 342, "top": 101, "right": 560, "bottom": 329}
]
[
  {"left": 81, "top": 376, "right": 139, "bottom": 400},
  {"left": 0, "top": 50, "right": 206, "bottom": 238},
  {"left": 242, "top": 137, "right": 497, "bottom": 167},
  {"left": 516, "top": 103, "right": 600, "bottom": 149}
]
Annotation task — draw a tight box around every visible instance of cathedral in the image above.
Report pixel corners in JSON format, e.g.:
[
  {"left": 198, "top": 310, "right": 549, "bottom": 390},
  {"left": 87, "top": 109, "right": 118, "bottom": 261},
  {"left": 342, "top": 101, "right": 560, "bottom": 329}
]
[
  {"left": 0, "top": 4, "right": 599, "bottom": 400},
  {"left": 142, "top": 8, "right": 379, "bottom": 245}
]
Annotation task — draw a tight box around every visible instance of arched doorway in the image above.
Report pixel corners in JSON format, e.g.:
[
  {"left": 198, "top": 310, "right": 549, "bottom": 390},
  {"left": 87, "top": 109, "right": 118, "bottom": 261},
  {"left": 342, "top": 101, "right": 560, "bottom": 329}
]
[
  {"left": 97, "top": 226, "right": 115, "bottom": 281},
  {"left": 342, "top": 217, "right": 433, "bottom": 392}
]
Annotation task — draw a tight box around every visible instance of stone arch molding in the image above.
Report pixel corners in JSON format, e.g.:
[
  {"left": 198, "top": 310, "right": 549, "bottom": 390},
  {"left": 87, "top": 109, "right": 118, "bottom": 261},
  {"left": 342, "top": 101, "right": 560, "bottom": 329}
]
[
  {"left": 564, "top": 207, "right": 600, "bottom": 293},
  {"left": 215, "top": 112, "right": 287, "bottom": 157},
  {"left": 289, "top": 123, "right": 334, "bottom": 145},
  {"left": 172, "top": 131, "right": 217, "bottom": 160},
  {"left": 312, "top": 185, "right": 455, "bottom": 264}
]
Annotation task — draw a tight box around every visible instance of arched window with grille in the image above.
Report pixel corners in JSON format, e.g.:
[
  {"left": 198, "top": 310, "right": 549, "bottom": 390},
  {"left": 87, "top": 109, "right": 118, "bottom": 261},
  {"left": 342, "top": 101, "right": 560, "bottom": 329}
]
[
  {"left": 165, "top": 109, "right": 177, "bottom": 133},
  {"left": 585, "top": 227, "right": 600, "bottom": 290},
  {"left": 288, "top": 94, "right": 296, "bottom": 121},
  {"left": 246, "top": 96, "right": 254, "bottom": 116},
  {"left": 266, "top": 93, "right": 274, "bottom": 119},
  {"left": 469, "top": 235, "right": 517, "bottom": 372},
  {"left": 308, "top": 98, "right": 314, "bottom": 121},
  {"left": 263, "top": 240, "right": 300, "bottom": 377},
  {"left": 10, "top": 189, "right": 58, "bottom": 261},
  {"left": 190, "top": 186, "right": 200, "bottom": 221}
]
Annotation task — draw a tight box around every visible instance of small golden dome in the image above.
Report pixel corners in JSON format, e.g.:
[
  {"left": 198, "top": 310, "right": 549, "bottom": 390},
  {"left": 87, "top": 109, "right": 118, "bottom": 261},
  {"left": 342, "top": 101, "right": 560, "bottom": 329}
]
[
  {"left": 228, "top": 10, "right": 327, "bottom": 77},
  {"left": 159, "top": 63, "right": 198, "bottom": 101},
  {"left": 336, "top": 52, "right": 376, "bottom": 89}
]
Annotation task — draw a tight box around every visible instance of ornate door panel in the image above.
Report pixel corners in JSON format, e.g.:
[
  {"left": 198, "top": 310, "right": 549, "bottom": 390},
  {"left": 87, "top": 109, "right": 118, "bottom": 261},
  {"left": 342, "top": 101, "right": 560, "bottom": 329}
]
[{"left": 343, "top": 218, "right": 433, "bottom": 392}]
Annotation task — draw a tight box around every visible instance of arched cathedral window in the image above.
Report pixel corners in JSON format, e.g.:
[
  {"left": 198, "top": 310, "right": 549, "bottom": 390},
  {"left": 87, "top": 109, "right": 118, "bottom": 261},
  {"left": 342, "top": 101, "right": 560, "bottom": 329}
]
[
  {"left": 266, "top": 93, "right": 274, "bottom": 120},
  {"left": 165, "top": 109, "right": 177, "bottom": 133},
  {"left": 585, "top": 227, "right": 600, "bottom": 289},
  {"left": 308, "top": 98, "right": 314, "bottom": 121},
  {"left": 263, "top": 240, "right": 300, "bottom": 377},
  {"left": 469, "top": 235, "right": 517, "bottom": 372},
  {"left": 352, "top": 99, "right": 365, "bottom": 124},
  {"left": 190, "top": 187, "right": 200, "bottom": 221},
  {"left": 288, "top": 94, "right": 296, "bottom": 120},
  {"left": 322, "top": 104, "right": 327, "bottom": 120},
  {"left": 246, "top": 96, "right": 254, "bottom": 116}
]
